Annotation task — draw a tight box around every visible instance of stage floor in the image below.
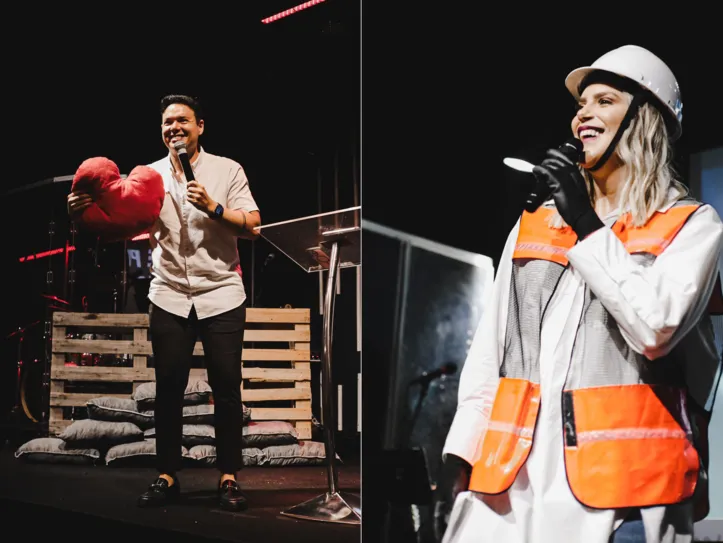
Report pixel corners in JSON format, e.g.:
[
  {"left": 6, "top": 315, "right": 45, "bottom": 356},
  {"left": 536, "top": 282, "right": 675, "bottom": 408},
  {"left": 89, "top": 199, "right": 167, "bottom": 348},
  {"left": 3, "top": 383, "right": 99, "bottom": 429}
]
[{"left": 0, "top": 442, "right": 360, "bottom": 543}]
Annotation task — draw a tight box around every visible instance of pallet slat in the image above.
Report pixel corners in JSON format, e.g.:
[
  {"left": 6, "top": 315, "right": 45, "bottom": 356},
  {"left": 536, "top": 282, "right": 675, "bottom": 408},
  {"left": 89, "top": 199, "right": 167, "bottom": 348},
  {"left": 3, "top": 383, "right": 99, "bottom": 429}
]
[
  {"left": 53, "top": 308, "right": 310, "bottom": 327},
  {"left": 53, "top": 366, "right": 311, "bottom": 382},
  {"left": 49, "top": 310, "right": 314, "bottom": 440},
  {"left": 53, "top": 340, "right": 310, "bottom": 360},
  {"left": 50, "top": 392, "right": 130, "bottom": 406},
  {"left": 241, "top": 388, "right": 311, "bottom": 402},
  {"left": 50, "top": 387, "right": 311, "bottom": 407},
  {"left": 53, "top": 326, "right": 311, "bottom": 342},
  {"left": 190, "top": 367, "right": 312, "bottom": 382},
  {"left": 249, "top": 408, "right": 311, "bottom": 421}
]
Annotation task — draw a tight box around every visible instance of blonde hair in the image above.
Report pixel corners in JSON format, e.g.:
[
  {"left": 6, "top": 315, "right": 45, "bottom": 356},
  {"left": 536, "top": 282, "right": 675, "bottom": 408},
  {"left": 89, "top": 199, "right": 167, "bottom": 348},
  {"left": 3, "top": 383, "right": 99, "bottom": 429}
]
[{"left": 548, "top": 100, "right": 688, "bottom": 229}]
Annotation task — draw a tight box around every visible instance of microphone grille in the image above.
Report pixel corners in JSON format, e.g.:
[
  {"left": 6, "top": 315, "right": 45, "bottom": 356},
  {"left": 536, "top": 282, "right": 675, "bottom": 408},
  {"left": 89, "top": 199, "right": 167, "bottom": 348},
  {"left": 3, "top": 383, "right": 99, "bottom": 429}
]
[
  {"left": 560, "top": 138, "right": 584, "bottom": 162},
  {"left": 173, "top": 140, "right": 187, "bottom": 154}
]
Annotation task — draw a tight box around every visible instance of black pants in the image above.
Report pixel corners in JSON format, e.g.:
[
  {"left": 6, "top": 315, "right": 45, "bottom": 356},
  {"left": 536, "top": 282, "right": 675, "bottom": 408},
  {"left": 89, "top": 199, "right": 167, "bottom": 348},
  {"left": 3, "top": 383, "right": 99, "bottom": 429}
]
[{"left": 149, "top": 302, "right": 246, "bottom": 475}]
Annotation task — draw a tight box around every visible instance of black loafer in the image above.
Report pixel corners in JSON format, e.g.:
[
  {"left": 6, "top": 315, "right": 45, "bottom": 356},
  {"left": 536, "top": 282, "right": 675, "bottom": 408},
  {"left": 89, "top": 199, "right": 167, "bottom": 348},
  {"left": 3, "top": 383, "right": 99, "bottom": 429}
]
[
  {"left": 219, "top": 479, "right": 247, "bottom": 512},
  {"left": 137, "top": 477, "right": 180, "bottom": 508}
]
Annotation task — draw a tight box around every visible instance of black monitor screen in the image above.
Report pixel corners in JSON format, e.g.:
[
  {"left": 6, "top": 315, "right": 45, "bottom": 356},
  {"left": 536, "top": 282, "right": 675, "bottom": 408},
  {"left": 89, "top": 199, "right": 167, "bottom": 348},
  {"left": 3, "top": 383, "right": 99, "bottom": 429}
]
[{"left": 126, "top": 235, "right": 152, "bottom": 280}]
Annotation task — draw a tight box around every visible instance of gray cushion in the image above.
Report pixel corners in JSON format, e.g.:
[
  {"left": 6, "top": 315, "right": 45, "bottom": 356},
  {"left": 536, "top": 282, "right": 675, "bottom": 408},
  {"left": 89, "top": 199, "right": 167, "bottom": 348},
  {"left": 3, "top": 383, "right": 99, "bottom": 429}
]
[
  {"left": 187, "top": 444, "right": 265, "bottom": 467},
  {"left": 143, "top": 419, "right": 295, "bottom": 449},
  {"left": 142, "top": 403, "right": 251, "bottom": 425},
  {"left": 86, "top": 397, "right": 154, "bottom": 430},
  {"left": 132, "top": 379, "right": 212, "bottom": 410},
  {"left": 180, "top": 404, "right": 214, "bottom": 425},
  {"left": 261, "top": 441, "right": 339, "bottom": 467},
  {"left": 242, "top": 421, "right": 299, "bottom": 448},
  {"left": 105, "top": 438, "right": 190, "bottom": 466},
  {"left": 141, "top": 404, "right": 215, "bottom": 425},
  {"left": 57, "top": 419, "right": 144, "bottom": 449},
  {"left": 144, "top": 424, "right": 215, "bottom": 447},
  {"left": 14, "top": 437, "right": 100, "bottom": 465}
]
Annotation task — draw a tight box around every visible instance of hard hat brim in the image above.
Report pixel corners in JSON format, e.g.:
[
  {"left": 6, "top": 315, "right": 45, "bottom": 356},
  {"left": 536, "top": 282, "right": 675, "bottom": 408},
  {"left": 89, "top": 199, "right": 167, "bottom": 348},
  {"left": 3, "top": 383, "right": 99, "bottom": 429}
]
[{"left": 565, "top": 66, "right": 595, "bottom": 100}]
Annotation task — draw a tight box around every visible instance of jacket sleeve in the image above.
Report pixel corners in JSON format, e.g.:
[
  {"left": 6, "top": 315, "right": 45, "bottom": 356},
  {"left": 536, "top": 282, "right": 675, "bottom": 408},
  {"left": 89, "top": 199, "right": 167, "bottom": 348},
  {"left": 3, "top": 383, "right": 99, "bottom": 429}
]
[
  {"left": 566, "top": 204, "right": 723, "bottom": 360},
  {"left": 441, "top": 220, "right": 519, "bottom": 465}
]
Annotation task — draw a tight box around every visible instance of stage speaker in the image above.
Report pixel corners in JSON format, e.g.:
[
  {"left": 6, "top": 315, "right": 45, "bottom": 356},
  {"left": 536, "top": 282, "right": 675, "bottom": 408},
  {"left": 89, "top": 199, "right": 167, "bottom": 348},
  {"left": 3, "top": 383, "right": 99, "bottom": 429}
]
[{"left": 362, "top": 220, "right": 495, "bottom": 542}]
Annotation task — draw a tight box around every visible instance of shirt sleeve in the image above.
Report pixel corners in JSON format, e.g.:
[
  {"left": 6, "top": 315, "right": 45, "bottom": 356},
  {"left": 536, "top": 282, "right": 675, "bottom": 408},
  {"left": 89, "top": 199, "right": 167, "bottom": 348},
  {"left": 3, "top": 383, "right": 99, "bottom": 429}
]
[
  {"left": 227, "top": 163, "right": 259, "bottom": 213},
  {"left": 442, "top": 219, "right": 519, "bottom": 465},
  {"left": 566, "top": 204, "right": 723, "bottom": 360}
]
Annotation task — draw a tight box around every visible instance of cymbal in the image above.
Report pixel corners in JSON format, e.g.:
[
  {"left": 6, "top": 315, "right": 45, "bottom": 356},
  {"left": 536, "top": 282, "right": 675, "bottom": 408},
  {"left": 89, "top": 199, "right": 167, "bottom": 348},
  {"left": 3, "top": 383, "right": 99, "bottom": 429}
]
[
  {"left": 2, "top": 175, "right": 74, "bottom": 197},
  {"left": 41, "top": 293, "right": 70, "bottom": 305},
  {"left": 3, "top": 173, "right": 128, "bottom": 197},
  {"left": 6, "top": 320, "right": 41, "bottom": 339}
]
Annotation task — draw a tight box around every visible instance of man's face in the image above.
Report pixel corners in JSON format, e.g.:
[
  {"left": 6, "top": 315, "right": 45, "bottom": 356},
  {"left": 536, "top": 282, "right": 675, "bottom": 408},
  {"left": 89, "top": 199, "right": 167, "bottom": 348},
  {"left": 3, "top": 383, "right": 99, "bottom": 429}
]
[{"left": 161, "top": 103, "right": 204, "bottom": 155}]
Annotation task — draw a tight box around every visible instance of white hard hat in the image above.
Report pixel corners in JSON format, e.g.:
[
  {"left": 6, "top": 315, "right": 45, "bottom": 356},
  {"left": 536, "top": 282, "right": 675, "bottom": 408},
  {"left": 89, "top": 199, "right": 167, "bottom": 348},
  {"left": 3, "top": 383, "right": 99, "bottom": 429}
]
[{"left": 565, "top": 45, "right": 683, "bottom": 141}]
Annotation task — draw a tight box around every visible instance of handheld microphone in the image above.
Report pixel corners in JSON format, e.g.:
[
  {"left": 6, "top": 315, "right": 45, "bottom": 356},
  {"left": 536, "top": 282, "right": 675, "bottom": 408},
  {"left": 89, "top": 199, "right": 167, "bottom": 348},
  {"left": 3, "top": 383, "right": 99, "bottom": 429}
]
[
  {"left": 263, "top": 253, "right": 276, "bottom": 267},
  {"left": 523, "top": 138, "right": 584, "bottom": 213},
  {"left": 409, "top": 362, "right": 458, "bottom": 386},
  {"left": 172, "top": 140, "right": 195, "bottom": 183}
]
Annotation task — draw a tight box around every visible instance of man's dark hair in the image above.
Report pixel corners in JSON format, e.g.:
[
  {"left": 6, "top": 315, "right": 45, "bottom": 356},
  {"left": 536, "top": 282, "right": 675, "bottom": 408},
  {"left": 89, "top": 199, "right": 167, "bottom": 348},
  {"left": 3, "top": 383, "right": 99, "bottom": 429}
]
[{"left": 160, "top": 94, "right": 204, "bottom": 122}]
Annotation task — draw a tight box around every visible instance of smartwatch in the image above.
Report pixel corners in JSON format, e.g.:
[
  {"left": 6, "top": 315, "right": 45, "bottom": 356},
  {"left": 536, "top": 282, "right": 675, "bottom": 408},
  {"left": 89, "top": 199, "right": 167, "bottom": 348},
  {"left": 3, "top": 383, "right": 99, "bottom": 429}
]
[{"left": 211, "top": 203, "right": 224, "bottom": 220}]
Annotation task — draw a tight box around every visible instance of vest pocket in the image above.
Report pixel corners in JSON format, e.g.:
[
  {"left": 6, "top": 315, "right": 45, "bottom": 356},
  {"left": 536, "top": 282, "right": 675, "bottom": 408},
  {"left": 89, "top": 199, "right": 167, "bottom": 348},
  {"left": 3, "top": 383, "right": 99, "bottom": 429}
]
[{"left": 562, "top": 384, "right": 699, "bottom": 509}]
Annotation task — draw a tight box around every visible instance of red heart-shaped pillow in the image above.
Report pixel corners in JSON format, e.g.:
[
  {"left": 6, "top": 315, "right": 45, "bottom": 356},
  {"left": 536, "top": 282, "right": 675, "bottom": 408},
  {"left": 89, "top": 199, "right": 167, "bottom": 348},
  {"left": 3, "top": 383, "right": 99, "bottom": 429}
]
[{"left": 72, "top": 157, "right": 165, "bottom": 241}]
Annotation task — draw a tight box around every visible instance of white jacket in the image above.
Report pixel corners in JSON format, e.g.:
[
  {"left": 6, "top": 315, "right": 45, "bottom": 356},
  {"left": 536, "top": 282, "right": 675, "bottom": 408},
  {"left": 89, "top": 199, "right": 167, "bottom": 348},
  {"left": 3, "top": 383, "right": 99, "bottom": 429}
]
[{"left": 441, "top": 196, "right": 723, "bottom": 543}]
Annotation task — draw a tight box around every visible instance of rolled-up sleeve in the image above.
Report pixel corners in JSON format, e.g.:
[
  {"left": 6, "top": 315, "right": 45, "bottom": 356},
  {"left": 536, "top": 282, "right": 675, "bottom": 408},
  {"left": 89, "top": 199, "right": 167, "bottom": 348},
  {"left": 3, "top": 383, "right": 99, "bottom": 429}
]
[
  {"left": 227, "top": 164, "right": 259, "bottom": 213},
  {"left": 566, "top": 204, "right": 723, "bottom": 360}
]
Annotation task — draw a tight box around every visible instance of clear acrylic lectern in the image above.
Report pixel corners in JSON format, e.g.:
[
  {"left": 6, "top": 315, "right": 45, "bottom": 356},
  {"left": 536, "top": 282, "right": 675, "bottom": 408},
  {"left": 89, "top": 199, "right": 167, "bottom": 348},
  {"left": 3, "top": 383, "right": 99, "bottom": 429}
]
[{"left": 255, "top": 206, "right": 361, "bottom": 525}]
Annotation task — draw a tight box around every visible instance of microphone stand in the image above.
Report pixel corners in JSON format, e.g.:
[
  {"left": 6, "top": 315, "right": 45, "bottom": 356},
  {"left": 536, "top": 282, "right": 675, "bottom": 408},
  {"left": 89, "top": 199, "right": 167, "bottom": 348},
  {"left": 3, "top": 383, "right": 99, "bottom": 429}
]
[
  {"left": 382, "top": 375, "right": 438, "bottom": 543},
  {"left": 403, "top": 378, "right": 433, "bottom": 450}
]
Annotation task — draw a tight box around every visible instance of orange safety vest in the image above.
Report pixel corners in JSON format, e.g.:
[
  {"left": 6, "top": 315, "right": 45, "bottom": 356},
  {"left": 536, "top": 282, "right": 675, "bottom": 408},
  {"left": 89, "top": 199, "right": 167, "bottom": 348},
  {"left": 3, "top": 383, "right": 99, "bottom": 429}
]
[{"left": 468, "top": 200, "right": 717, "bottom": 515}]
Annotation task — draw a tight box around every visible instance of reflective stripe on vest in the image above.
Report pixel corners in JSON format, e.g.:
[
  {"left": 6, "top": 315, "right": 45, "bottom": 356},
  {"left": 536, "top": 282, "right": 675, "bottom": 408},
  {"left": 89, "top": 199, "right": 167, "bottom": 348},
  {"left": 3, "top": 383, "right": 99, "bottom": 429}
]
[{"left": 469, "top": 201, "right": 705, "bottom": 509}]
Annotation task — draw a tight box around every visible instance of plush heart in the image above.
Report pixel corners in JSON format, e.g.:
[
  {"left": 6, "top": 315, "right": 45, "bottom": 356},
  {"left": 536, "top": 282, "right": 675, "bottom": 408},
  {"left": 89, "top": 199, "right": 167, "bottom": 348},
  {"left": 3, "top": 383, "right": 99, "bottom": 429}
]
[{"left": 71, "top": 157, "right": 165, "bottom": 241}]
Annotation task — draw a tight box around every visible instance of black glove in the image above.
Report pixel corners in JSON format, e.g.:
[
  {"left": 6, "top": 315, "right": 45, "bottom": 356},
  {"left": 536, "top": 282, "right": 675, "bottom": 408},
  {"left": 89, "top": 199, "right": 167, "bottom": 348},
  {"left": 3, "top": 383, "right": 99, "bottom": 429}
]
[
  {"left": 433, "top": 454, "right": 472, "bottom": 542},
  {"left": 532, "top": 148, "right": 604, "bottom": 240}
]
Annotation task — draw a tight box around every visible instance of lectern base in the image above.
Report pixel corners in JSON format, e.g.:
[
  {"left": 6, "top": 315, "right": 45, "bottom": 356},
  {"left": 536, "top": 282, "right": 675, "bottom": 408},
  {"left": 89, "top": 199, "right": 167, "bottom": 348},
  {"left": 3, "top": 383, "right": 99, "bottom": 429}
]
[{"left": 281, "top": 491, "right": 361, "bottom": 525}]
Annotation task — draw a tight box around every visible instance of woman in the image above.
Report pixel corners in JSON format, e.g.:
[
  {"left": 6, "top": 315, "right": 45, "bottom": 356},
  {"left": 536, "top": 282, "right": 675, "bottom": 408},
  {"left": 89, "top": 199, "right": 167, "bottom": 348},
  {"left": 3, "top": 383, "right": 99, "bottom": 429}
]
[{"left": 434, "top": 45, "right": 723, "bottom": 543}]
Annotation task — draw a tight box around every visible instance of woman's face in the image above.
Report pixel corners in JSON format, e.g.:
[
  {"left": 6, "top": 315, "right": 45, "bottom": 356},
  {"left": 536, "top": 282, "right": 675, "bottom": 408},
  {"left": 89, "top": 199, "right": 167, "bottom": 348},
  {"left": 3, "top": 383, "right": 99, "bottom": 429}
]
[{"left": 571, "top": 82, "right": 631, "bottom": 169}]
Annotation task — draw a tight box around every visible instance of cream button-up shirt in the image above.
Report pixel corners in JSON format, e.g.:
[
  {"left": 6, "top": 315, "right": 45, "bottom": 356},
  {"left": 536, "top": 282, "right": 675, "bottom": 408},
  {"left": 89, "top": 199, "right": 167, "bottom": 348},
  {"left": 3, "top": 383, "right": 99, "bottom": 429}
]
[{"left": 145, "top": 147, "right": 259, "bottom": 320}]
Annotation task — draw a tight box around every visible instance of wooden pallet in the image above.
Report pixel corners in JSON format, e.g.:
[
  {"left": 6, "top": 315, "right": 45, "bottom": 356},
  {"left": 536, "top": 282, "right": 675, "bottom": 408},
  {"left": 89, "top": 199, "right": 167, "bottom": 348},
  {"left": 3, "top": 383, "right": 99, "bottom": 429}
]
[{"left": 49, "top": 309, "right": 313, "bottom": 439}]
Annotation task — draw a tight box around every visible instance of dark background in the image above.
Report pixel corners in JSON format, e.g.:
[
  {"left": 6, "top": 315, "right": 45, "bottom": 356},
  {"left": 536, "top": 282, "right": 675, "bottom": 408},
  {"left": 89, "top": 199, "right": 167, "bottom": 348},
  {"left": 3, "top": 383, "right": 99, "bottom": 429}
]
[{"left": 362, "top": 24, "right": 722, "bottom": 265}]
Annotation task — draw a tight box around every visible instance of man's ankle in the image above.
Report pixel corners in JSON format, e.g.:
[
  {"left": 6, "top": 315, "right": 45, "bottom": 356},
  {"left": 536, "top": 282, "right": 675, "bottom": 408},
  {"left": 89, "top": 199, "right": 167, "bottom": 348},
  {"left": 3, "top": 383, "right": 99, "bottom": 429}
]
[
  {"left": 220, "top": 474, "right": 236, "bottom": 486},
  {"left": 159, "top": 473, "right": 175, "bottom": 486}
]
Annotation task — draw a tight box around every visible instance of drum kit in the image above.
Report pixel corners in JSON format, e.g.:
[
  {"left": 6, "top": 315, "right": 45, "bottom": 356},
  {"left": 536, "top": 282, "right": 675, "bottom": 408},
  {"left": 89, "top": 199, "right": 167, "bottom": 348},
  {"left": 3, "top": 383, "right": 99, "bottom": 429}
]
[{"left": 2, "top": 174, "right": 138, "bottom": 430}]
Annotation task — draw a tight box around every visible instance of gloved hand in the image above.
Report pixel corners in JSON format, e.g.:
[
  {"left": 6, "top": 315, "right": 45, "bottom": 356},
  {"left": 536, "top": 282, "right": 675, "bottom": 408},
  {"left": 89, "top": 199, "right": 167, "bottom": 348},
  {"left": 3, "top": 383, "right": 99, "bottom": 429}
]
[
  {"left": 433, "top": 454, "right": 472, "bottom": 542},
  {"left": 532, "top": 148, "right": 604, "bottom": 240}
]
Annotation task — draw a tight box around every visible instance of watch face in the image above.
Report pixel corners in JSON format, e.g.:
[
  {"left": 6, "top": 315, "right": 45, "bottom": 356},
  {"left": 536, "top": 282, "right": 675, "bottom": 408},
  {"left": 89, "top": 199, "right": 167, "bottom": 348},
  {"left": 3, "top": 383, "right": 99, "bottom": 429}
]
[{"left": 215, "top": 204, "right": 223, "bottom": 217}]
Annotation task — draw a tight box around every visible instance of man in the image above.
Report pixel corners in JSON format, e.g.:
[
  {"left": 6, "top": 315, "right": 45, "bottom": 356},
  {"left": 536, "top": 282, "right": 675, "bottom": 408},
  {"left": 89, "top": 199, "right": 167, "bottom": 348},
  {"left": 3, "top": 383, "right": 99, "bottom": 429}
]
[{"left": 68, "top": 94, "right": 261, "bottom": 511}]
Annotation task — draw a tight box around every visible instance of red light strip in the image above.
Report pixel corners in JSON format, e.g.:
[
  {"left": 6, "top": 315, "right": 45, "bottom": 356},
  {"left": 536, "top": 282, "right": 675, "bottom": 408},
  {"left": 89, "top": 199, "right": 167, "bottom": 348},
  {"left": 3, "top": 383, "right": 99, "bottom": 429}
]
[
  {"left": 131, "top": 233, "right": 150, "bottom": 241},
  {"left": 261, "top": 0, "right": 326, "bottom": 23},
  {"left": 19, "top": 246, "right": 76, "bottom": 263}
]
